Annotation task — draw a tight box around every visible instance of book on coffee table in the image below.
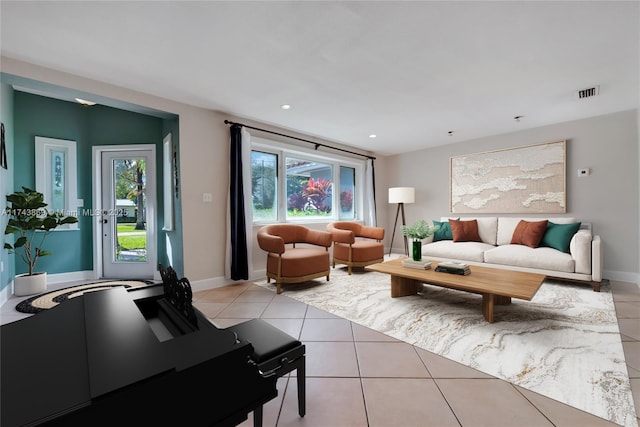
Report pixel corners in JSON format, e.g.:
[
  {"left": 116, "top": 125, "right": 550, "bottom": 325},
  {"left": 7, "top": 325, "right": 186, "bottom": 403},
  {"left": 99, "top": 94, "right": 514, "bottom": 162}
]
[
  {"left": 401, "top": 259, "right": 432, "bottom": 270},
  {"left": 435, "top": 261, "right": 471, "bottom": 275}
]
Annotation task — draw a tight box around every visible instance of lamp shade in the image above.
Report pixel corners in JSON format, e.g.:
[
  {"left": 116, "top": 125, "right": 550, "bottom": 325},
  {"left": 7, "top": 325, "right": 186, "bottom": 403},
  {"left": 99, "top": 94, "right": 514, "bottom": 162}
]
[{"left": 388, "top": 187, "right": 415, "bottom": 204}]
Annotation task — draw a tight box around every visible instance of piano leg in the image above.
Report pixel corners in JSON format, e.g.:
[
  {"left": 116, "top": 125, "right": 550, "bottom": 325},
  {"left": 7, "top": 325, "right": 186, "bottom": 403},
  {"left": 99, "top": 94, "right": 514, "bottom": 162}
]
[
  {"left": 297, "top": 356, "right": 306, "bottom": 417},
  {"left": 228, "top": 319, "right": 306, "bottom": 421},
  {"left": 253, "top": 405, "right": 263, "bottom": 427}
]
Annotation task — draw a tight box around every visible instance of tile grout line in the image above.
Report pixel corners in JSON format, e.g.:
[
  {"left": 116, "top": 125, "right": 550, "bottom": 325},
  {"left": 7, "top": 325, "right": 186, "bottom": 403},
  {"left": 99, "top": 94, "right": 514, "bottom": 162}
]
[
  {"left": 509, "top": 382, "right": 559, "bottom": 427},
  {"left": 351, "top": 321, "right": 371, "bottom": 427},
  {"left": 429, "top": 377, "right": 464, "bottom": 426}
]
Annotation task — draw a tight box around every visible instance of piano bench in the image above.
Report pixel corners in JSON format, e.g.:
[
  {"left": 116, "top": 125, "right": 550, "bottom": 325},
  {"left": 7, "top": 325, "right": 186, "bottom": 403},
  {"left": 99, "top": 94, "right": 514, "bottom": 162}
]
[{"left": 228, "top": 319, "right": 306, "bottom": 425}]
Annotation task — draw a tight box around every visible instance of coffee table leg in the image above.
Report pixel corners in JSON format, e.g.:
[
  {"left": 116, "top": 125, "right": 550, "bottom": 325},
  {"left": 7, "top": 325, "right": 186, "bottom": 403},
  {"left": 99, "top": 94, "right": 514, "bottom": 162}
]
[
  {"left": 495, "top": 295, "right": 511, "bottom": 305},
  {"left": 390, "top": 275, "right": 420, "bottom": 298},
  {"left": 482, "top": 293, "right": 495, "bottom": 323}
]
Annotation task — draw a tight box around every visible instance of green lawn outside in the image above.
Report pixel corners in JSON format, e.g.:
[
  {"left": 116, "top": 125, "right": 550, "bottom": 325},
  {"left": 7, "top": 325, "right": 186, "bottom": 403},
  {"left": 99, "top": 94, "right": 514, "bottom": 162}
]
[
  {"left": 116, "top": 223, "right": 146, "bottom": 250},
  {"left": 118, "top": 235, "right": 146, "bottom": 250},
  {"left": 117, "top": 223, "right": 145, "bottom": 233}
]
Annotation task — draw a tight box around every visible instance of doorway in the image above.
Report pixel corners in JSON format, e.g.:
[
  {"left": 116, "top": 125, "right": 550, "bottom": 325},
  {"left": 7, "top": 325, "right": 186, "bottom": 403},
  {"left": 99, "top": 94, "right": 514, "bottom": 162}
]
[{"left": 94, "top": 145, "right": 156, "bottom": 279}]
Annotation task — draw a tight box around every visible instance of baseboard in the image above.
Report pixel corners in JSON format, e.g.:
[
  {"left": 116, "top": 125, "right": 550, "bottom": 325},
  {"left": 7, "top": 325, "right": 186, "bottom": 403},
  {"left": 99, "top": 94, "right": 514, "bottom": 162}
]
[
  {"left": 604, "top": 269, "right": 640, "bottom": 285},
  {"left": 189, "top": 276, "right": 234, "bottom": 291},
  {"left": 3, "top": 269, "right": 264, "bottom": 299},
  {"left": 0, "top": 283, "right": 11, "bottom": 308},
  {"left": 189, "top": 270, "right": 267, "bottom": 292},
  {"left": 47, "top": 270, "right": 97, "bottom": 284},
  {"left": 0, "top": 271, "right": 97, "bottom": 305}
]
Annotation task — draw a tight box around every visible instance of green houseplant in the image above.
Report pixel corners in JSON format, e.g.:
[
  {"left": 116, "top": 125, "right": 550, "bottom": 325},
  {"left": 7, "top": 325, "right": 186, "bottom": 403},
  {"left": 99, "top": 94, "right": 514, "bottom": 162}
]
[
  {"left": 402, "top": 219, "right": 439, "bottom": 261},
  {"left": 4, "top": 187, "right": 78, "bottom": 295}
]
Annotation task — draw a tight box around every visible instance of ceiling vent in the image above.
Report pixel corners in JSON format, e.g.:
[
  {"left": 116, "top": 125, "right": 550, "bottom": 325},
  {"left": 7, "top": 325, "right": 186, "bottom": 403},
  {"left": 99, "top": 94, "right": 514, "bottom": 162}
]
[{"left": 577, "top": 85, "right": 599, "bottom": 99}]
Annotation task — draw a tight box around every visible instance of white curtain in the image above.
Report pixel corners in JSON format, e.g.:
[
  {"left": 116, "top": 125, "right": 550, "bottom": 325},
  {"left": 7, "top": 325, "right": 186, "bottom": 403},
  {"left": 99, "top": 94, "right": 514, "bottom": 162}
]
[
  {"left": 364, "top": 158, "right": 377, "bottom": 226},
  {"left": 225, "top": 127, "right": 254, "bottom": 279}
]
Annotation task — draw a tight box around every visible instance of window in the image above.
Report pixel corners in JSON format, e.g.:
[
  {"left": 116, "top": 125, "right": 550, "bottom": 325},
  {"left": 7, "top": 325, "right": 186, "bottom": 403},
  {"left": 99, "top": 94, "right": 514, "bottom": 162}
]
[
  {"left": 339, "top": 166, "right": 355, "bottom": 219},
  {"left": 251, "top": 151, "right": 277, "bottom": 222},
  {"left": 35, "top": 136, "right": 78, "bottom": 230},
  {"left": 286, "top": 157, "right": 333, "bottom": 219},
  {"left": 251, "top": 139, "right": 362, "bottom": 223}
]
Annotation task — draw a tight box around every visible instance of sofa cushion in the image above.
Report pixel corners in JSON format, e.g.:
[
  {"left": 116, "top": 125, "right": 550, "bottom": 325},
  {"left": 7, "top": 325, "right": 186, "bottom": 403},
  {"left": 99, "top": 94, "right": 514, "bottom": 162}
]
[
  {"left": 333, "top": 240, "right": 384, "bottom": 262},
  {"left": 541, "top": 221, "right": 581, "bottom": 253},
  {"left": 267, "top": 248, "right": 329, "bottom": 278},
  {"left": 432, "top": 219, "right": 455, "bottom": 241},
  {"left": 442, "top": 217, "right": 497, "bottom": 245},
  {"left": 450, "top": 219, "right": 482, "bottom": 242},
  {"left": 496, "top": 217, "right": 576, "bottom": 245},
  {"left": 484, "top": 245, "right": 575, "bottom": 273},
  {"left": 422, "top": 240, "right": 494, "bottom": 263},
  {"left": 511, "top": 220, "right": 548, "bottom": 248}
]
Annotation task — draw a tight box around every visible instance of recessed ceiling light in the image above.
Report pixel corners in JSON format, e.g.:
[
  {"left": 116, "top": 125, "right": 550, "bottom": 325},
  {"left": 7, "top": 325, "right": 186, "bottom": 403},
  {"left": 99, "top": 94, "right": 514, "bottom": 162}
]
[
  {"left": 514, "top": 115, "right": 523, "bottom": 122},
  {"left": 75, "top": 97, "right": 96, "bottom": 106},
  {"left": 281, "top": 104, "right": 291, "bottom": 110},
  {"left": 448, "top": 131, "right": 454, "bottom": 136},
  {"left": 369, "top": 134, "right": 377, "bottom": 138}
]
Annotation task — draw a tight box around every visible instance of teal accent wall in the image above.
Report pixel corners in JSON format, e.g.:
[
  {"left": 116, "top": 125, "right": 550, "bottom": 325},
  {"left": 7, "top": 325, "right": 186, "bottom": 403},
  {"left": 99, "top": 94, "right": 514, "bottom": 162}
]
[
  {"left": 12, "top": 91, "right": 182, "bottom": 276},
  {"left": 159, "top": 118, "right": 184, "bottom": 277},
  {"left": 14, "top": 92, "right": 88, "bottom": 275},
  {"left": 0, "top": 83, "right": 15, "bottom": 292}
]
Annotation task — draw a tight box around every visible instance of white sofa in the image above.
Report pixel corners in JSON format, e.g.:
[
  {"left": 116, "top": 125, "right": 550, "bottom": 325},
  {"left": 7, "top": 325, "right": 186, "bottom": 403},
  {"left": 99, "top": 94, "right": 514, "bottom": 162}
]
[{"left": 421, "top": 217, "right": 602, "bottom": 291}]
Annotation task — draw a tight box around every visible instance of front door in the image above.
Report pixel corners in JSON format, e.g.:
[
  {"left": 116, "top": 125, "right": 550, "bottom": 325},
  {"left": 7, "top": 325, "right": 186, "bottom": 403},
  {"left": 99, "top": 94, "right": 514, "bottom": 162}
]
[{"left": 100, "top": 148, "right": 156, "bottom": 279}]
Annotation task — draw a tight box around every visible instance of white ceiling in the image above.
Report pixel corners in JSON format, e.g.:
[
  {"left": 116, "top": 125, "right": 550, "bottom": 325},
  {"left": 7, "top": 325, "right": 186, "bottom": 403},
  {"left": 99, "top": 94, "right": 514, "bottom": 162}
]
[{"left": 1, "top": 1, "right": 638, "bottom": 156}]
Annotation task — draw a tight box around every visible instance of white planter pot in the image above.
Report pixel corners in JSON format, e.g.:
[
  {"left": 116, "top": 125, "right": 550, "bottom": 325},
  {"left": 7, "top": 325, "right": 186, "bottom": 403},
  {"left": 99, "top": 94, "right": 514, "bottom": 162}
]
[{"left": 14, "top": 272, "right": 47, "bottom": 296}]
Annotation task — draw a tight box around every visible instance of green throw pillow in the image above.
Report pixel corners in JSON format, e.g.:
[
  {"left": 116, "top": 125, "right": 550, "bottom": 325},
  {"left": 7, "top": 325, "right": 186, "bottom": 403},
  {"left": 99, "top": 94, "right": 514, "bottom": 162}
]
[
  {"left": 541, "top": 221, "right": 581, "bottom": 253},
  {"left": 433, "top": 219, "right": 455, "bottom": 241}
]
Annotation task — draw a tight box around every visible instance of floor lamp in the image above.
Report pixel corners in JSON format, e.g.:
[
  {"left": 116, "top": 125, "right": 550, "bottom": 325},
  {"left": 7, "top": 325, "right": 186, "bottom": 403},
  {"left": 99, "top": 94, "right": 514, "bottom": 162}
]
[{"left": 388, "top": 187, "right": 415, "bottom": 256}]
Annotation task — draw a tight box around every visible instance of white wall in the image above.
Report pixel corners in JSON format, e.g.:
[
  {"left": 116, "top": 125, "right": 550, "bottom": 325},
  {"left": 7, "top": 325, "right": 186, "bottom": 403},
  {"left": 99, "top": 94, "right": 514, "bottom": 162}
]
[{"left": 383, "top": 110, "right": 640, "bottom": 282}]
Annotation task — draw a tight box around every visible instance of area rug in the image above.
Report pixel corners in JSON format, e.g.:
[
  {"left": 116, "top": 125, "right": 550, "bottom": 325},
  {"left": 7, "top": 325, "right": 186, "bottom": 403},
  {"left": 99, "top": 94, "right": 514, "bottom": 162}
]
[
  {"left": 15, "top": 280, "right": 155, "bottom": 314},
  {"left": 256, "top": 266, "right": 637, "bottom": 427}
]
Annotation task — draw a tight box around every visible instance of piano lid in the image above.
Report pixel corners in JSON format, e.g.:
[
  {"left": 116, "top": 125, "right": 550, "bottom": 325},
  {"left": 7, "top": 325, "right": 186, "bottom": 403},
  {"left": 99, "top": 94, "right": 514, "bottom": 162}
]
[
  {"left": 85, "top": 287, "right": 241, "bottom": 397},
  {"left": 1, "top": 285, "right": 250, "bottom": 427}
]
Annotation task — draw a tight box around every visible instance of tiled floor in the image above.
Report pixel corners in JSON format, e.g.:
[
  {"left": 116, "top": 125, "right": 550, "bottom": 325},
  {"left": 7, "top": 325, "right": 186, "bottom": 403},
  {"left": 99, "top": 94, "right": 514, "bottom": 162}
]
[
  {"left": 193, "top": 278, "right": 639, "bottom": 427},
  {"left": 1, "top": 278, "right": 638, "bottom": 426}
]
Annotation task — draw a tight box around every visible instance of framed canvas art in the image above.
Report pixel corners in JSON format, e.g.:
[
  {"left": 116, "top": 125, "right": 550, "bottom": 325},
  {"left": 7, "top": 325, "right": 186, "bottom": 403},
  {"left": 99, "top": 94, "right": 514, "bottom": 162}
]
[{"left": 450, "top": 140, "right": 566, "bottom": 214}]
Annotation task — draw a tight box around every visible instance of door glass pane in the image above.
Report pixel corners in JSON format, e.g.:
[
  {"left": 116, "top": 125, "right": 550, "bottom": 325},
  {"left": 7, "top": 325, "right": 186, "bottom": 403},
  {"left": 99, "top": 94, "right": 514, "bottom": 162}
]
[
  {"left": 286, "top": 157, "right": 333, "bottom": 219},
  {"left": 339, "top": 166, "right": 355, "bottom": 219},
  {"left": 113, "top": 158, "right": 147, "bottom": 262},
  {"left": 251, "top": 151, "right": 277, "bottom": 221}
]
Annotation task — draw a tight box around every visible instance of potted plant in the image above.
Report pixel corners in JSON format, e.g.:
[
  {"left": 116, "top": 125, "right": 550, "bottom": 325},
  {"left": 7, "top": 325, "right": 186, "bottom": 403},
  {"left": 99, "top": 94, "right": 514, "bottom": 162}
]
[
  {"left": 4, "top": 187, "right": 78, "bottom": 296},
  {"left": 402, "top": 219, "right": 439, "bottom": 262}
]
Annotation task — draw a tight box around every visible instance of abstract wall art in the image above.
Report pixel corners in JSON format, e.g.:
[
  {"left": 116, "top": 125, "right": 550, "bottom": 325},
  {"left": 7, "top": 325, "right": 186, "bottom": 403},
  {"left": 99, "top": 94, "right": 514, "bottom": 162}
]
[{"left": 450, "top": 140, "right": 566, "bottom": 214}]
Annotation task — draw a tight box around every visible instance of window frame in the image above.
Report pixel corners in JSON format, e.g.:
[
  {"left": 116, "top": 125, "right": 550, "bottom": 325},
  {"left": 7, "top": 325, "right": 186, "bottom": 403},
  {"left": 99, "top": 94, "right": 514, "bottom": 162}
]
[{"left": 251, "top": 137, "right": 364, "bottom": 225}]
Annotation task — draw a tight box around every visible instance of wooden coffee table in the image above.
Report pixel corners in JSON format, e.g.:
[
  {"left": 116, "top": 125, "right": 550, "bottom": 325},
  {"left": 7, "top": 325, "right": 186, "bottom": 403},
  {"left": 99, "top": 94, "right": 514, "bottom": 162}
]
[{"left": 365, "top": 258, "right": 546, "bottom": 323}]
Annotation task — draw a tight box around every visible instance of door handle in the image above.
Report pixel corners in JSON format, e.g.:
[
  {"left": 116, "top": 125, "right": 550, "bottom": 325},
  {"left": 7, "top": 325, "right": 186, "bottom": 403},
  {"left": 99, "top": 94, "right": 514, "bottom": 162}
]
[{"left": 102, "top": 219, "right": 108, "bottom": 224}]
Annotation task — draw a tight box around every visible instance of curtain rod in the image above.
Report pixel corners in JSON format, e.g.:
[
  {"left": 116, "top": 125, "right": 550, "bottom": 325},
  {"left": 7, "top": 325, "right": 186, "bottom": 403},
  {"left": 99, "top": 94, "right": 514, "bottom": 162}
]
[{"left": 224, "top": 120, "right": 376, "bottom": 160}]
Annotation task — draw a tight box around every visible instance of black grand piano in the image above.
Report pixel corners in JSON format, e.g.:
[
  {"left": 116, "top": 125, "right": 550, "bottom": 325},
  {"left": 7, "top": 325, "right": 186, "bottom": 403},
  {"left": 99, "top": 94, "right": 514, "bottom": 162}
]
[{"left": 1, "top": 275, "right": 299, "bottom": 427}]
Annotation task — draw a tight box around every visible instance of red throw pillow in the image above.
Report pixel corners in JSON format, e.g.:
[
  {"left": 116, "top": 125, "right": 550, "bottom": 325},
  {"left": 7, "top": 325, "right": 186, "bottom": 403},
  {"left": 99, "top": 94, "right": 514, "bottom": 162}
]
[
  {"left": 449, "top": 219, "right": 482, "bottom": 242},
  {"left": 511, "top": 220, "right": 548, "bottom": 248}
]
